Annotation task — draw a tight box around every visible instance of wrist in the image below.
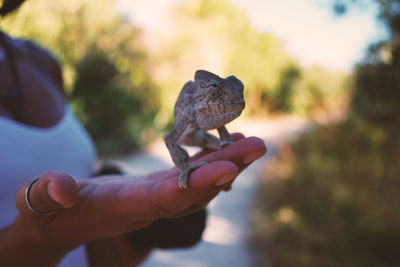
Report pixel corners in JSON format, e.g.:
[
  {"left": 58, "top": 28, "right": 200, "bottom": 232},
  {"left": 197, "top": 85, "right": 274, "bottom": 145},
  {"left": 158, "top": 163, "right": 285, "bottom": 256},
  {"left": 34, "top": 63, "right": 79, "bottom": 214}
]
[{"left": 0, "top": 215, "right": 72, "bottom": 267}]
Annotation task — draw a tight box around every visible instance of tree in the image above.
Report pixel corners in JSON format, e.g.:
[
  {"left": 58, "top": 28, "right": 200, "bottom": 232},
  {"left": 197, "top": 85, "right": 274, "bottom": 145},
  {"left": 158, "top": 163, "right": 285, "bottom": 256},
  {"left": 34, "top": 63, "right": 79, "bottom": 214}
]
[
  {"left": 335, "top": 0, "right": 400, "bottom": 128},
  {"left": 1, "top": 0, "right": 160, "bottom": 154},
  {"left": 150, "top": 0, "right": 301, "bottom": 117}
]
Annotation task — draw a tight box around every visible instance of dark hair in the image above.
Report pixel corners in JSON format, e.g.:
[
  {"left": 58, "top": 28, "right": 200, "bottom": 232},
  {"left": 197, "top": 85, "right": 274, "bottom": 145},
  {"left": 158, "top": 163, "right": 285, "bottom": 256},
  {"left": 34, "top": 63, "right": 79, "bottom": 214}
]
[{"left": 0, "top": 0, "right": 26, "bottom": 17}]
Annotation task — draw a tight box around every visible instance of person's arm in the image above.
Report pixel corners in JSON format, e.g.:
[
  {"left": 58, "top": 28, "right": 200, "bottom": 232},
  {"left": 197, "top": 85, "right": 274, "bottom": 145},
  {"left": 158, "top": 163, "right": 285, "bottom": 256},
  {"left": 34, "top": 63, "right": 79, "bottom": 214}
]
[{"left": 0, "top": 136, "right": 266, "bottom": 267}]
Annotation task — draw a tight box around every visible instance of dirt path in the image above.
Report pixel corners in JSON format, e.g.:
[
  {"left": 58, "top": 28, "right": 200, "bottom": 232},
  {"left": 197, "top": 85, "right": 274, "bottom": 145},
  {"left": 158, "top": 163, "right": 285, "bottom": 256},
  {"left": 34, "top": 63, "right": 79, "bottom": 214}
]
[{"left": 116, "top": 116, "right": 311, "bottom": 267}]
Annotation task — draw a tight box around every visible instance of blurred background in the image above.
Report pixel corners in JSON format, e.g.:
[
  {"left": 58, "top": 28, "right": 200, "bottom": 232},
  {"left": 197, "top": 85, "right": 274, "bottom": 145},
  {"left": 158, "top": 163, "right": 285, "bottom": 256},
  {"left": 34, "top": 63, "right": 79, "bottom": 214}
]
[{"left": 2, "top": 0, "right": 399, "bottom": 266}]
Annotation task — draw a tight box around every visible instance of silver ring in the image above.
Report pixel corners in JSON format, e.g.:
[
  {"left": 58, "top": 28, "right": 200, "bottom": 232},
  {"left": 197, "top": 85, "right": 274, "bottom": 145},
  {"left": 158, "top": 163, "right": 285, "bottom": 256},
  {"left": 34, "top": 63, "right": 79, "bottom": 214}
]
[{"left": 25, "top": 178, "right": 58, "bottom": 216}]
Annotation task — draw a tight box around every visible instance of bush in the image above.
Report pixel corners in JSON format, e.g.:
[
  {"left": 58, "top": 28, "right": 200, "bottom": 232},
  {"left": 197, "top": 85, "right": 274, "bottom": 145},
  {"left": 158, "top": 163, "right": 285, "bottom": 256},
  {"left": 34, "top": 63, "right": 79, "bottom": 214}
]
[
  {"left": 251, "top": 118, "right": 400, "bottom": 267},
  {"left": 251, "top": 3, "right": 400, "bottom": 265},
  {"left": 70, "top": 50, "right": 159, "bottom": 155}
]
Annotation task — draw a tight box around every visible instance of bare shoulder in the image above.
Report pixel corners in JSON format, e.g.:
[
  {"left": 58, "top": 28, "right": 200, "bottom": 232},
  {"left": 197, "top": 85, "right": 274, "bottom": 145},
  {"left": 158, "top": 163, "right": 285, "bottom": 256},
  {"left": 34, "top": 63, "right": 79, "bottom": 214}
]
[
  {"left": 0, "top": 35, "right": 66, "bottom": 126},
  {"left": 25, "top": 40, "right": 64, "bottom": 93},
  {"left": 12, "top": 37, "right": 64, "bottom": 93}
]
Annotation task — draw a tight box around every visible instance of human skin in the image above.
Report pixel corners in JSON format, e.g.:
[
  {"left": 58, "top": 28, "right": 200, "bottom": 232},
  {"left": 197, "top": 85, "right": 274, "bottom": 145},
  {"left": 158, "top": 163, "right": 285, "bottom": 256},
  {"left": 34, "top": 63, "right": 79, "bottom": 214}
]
[{"left": 0, "top": 134, "right": 266, "bottom": 267}]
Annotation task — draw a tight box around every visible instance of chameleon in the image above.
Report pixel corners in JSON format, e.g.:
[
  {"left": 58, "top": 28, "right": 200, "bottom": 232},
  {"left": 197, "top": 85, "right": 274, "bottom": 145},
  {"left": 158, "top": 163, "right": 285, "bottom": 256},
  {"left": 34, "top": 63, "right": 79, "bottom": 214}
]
[{"left": 164, "top": 70, "right": 245, "bottom": 190}]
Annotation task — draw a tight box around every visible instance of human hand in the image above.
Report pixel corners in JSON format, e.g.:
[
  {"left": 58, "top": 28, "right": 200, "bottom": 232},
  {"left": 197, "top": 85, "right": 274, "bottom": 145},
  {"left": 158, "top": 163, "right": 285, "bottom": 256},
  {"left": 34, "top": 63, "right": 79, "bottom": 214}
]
[{"left": 12, "top": 135, "right": 266, "bottom": 265}]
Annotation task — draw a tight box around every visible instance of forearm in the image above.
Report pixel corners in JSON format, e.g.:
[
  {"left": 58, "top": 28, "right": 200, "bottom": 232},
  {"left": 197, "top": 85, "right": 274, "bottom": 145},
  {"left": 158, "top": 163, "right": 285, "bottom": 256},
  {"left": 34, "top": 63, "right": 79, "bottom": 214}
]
[{"left": 0, "top": 215, "right": 71, "bottom": 267}]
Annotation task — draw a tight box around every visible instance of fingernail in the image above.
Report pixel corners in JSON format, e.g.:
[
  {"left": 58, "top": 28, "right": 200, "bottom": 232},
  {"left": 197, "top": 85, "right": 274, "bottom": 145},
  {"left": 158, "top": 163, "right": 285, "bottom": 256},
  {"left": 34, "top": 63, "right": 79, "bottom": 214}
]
[
  {"left": 215, "top": 173, "right": 236, "bottom": 187},
  {"left": 47, "top": 182, "right": 63, "bottom": 205},
  {"left": 243, "top": 152, "right": 264, "bottom": 164}
]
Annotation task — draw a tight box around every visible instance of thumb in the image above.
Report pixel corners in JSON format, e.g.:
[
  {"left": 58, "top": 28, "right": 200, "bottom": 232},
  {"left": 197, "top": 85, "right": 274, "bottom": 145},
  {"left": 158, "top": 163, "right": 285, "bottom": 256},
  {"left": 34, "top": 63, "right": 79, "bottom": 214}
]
[{"left": 16, "top": 171, "right": 79, "bottom": 216}]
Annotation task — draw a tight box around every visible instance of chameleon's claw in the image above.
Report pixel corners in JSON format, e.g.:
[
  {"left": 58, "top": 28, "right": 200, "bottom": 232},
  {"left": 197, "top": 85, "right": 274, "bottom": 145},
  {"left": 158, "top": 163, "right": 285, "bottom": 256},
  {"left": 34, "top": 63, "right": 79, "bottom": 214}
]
[
  {"left": 179, "top": 176, "right": 189, "bottom": 190},
  {"left": 219, "top": 140, "right": 234, "bottom": 148},
  {"left": 179, "top": 161, "right": 208, "bottom": 190}
]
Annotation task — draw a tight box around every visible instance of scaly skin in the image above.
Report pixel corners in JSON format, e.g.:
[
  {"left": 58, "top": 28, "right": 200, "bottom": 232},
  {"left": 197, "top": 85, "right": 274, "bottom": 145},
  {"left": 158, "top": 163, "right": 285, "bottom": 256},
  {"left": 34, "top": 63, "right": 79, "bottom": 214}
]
[{"left": 164, "top": 70, "right": 245, "bottom": 190}]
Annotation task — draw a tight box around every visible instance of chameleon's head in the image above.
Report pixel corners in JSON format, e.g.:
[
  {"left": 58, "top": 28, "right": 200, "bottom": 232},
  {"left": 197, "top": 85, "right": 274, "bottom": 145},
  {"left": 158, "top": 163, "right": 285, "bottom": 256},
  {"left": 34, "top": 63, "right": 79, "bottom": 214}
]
[{"left": 194, "top": 70, "right": 245, "bottom": 130}]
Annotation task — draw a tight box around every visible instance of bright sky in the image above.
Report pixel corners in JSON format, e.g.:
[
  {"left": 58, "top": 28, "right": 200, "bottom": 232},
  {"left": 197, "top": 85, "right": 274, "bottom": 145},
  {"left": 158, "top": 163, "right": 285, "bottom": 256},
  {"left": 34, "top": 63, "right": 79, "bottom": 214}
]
[
  {"left": 231, "top": 0, "right": 387, "bottom": 72},
  {"left": 117, "top": 0, "right": 388, "bottom": 72}
]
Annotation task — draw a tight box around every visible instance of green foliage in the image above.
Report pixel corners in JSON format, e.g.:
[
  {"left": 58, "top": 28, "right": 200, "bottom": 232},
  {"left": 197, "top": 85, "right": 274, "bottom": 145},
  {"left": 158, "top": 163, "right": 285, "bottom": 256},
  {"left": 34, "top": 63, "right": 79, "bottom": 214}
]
[
  {"left": 150, "top": 0, "right": 257, "bottom": 121},
  {"left": 227, "top": 30, "right": 299, "bottom": 115},
  {"left": 352, "top": 0, "right": 400, "bottom": 127},
  {"left": 1, "top": 0, "right": 149, "bottom": 89},
  {"left": 333, "top": 0, "right": 400, "bottom": 127},
  {"left": 70, "top": 50, "right": 158, "bottom": 155},
  {"left": 182, "top": 0, "right": 238, "bottom": 19},
  {"left": 292, "top": 66, "right": 350, "bottom": 116},
  {"left": 271, "top": 66, "right": 301, "bottom": 112},
  {"left": 151, "top": 0, "right": 349, "bottom": 119},
  {"left": 252, "top": 118, "right": 400, "bottom": 267},
  {"left": 354, "top": 61, "right": 400, "bottom": 126},
  {"left": 1, "top": 0, "right": 159, "bottom": 155}
]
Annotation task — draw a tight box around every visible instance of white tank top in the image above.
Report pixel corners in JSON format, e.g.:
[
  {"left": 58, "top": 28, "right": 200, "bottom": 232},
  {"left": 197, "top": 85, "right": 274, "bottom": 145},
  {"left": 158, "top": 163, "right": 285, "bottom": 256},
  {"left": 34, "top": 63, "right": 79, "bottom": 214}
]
[{"left": 0, "top": 105, "right": 97, "bottom": 267}]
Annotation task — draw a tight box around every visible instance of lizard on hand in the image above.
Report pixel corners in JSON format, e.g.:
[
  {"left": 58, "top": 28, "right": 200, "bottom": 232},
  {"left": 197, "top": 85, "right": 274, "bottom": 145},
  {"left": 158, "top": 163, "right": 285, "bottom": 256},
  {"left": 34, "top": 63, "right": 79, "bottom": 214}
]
[{"left": 164, "top": 70, "right": 245, "bottom": 190}]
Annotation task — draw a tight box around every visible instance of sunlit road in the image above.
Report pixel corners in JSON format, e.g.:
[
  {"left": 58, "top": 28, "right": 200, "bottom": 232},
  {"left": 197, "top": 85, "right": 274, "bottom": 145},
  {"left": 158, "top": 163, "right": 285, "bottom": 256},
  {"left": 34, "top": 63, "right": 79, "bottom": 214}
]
[{"left": 115, "top": 116, "right": 311, "bottom": 267}]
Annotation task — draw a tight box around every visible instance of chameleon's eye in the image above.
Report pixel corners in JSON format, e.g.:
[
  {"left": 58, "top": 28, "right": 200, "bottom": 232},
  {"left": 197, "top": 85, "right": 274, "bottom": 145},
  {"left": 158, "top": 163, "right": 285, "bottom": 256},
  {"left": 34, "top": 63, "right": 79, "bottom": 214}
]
[
  {"left": 200, "top": 82, "right": 214, "bottom": 89},
  {"left": 200, "top": 81, "right": 219, "bottom": 90}
]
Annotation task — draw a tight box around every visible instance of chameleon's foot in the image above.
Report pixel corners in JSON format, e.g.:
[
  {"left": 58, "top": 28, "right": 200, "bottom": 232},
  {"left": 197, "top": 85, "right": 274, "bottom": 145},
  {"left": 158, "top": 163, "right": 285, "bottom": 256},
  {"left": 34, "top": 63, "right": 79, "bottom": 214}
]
[
  {"left": 219, "top": 140, "right": 234, "bottom": 148},
  {"left": 179, "top": 162, "right": 208, "bottom": 190}
]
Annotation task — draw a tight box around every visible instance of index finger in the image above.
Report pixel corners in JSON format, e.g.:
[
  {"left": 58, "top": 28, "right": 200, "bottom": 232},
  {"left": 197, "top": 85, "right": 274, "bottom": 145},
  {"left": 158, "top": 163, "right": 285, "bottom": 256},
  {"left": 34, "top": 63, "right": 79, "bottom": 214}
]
[{"left": 149, "top": 136, "right": 266, "bottom": 181}]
